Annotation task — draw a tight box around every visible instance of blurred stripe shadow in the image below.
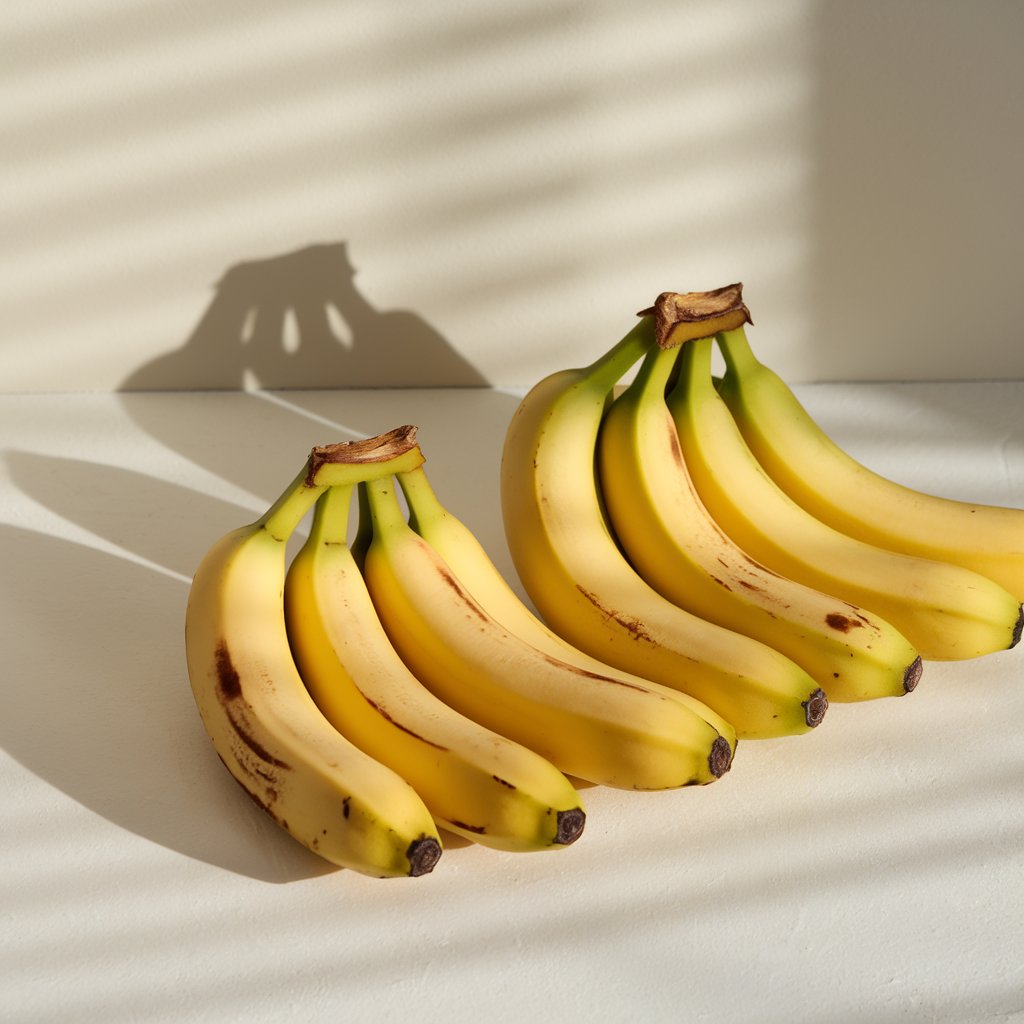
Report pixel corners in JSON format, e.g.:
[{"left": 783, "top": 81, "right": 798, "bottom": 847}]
[{"left": 0, "top": 517, "right": 335, "bottom": 883}]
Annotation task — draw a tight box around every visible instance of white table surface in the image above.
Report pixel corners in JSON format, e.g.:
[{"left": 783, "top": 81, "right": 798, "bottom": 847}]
[{"left": 2, "top": 381, "right": 1023, "bottom": 1024}]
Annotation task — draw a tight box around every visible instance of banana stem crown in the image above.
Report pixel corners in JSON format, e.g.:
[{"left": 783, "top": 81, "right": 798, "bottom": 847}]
[{"left": 258, "top": 427, "right": 424, "bottom": 543}]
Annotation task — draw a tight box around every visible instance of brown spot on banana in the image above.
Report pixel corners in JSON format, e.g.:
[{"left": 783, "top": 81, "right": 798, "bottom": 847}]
[
  {"left": 435, "top": 562, "right": 490, "bottom": 623},
  {"left": 363, "top": 697, "right": 449, "bottom": 750},
  {"left": 448, "top": 820, "right": 487, "bottom": 835},
  {"left": 222, "top": 700, "right": 291, "bottom": 770},
  {"left": 825, "top": 613, "right": 865, "bottom": 633},
  {"left": 536, "top": 651, "right": 651, "bottom": 692},
  {"left": 575, "top": 585, "right": 656, "bottom": 644},
  {"left": 215, "top": 642, "right": 242, "bottom": 700}
]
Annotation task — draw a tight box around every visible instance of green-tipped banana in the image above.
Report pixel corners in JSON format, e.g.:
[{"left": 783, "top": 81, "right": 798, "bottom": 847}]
[
  {"left": 284, "top": 484, "right": 587, "bottom": 853},
  {"left": 361, "top": 473, "right": 732, "bottom": 789},
  {"left": 397, "top": 464, "right": 738, "bottom": 752},
  {"left": 669, "top": 335, "right": 1023, "bottom": 660},
  {"left": 184, "top": 428, "right": 443, "bottom": 878},
  {"left": 715, "top": 325, "right": 1024, "bottom": 605},
  {"left": 499, "top": 287, "right": 829, "bottom": 740},
  {"left": 597, "top": 338, "right": 923, "bottom": 702}
]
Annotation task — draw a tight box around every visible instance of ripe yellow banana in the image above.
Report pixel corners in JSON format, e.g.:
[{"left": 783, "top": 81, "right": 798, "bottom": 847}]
[
  {"left": 380, "top": 464, "right": 733, "bottom": 782},
  {"left": 668, "top": 333, "right": 1024, "bottom": 660},
  {"left": 184, "top": 428, "right": 443, "bottom": 878},
  {"left": 499, "top": 289, "right": 829, "bottom": 740},
  {"left": 284, "top": 484, "right": 587, "bottom": 853},
  {"left": 715, "top": 325, "right": 1024, "bottom": 604},
  {"left": 361, "top": 473, "right": 731, "bottom": 788},
  {"left": 396, "top": 464, "right": 739, "bottom": 751},
  {"left": 597, "top": 339, "right": 924, "bottom": 701}
]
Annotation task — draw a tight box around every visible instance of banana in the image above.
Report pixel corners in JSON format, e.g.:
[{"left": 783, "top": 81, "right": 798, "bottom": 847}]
[
  {"left": 360, "top": 473, "right": 732, "bottom": 788},
  {"left": 284, "top": 484, "right": 587, "bottom": 853},
  {"left": 714, "top": 325, "right": 1024, "bottom": 604},
  {"left": 397, "top": 464, "right": 739, "bottom": 749},
  {"left": 668, "top": 331, "right": 1024, "bottom": 660},
  {"left": 499, "top": 287, "right": 829, "bottom": 740},
  {"left": 184, "top": 428, "right": 443, "bottom": 878},
  {"left": 597, "top": 338, "right": 924, "bottom": 701}
]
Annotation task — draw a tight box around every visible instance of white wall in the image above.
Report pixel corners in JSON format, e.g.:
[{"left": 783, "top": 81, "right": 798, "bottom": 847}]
[{"left": 3, "top": 0, "right": 1022, "bottom": 392}]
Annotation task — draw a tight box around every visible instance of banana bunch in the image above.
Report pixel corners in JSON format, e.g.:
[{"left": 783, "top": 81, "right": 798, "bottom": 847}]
[
  {"left": 186, "top": 283, "right": 1022, "bottom": 879},
  {"left": 185, "top": 428, "right": 446, "bottom": 879},
  {"left": 501, "top": 284, "right": 1023, "bottom": 733},
  {"left": 186, "top": 423, "right": 737, "bottom": 879}
]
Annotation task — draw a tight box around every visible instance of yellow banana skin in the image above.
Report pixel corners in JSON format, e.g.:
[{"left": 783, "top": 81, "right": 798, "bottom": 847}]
[
  {"left": 284, "top": 485, "right": 587, "bottom": 853},
  {"left": 362, "top": 474, "right": 732, "bottom": 788},
  {"left": 715, "top": 326, "right": 1024, "bottom": 604},
  {"left": 184, "top": 432, "right": 443, "bottom": 878},
  {"left": 669, "top": 337, "right": 1024, "bottom": 661},
  {"left": 597, "top": 341, "right": 923, "bottom": 702},
  {"left": 397, "top": 464, "right": 738, "bottom": 751},
  {"left": 499, "top": 317, "right": 829, "bottom": 740}
]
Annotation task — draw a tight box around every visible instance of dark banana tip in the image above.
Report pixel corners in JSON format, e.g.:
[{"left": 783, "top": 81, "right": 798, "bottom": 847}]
[
  {"left": 802, "top": 688, "right": 829, "bottom": 728},
  {"left": 406, "top": 836, "right": 443, "bottom": 877},
  {"left": 903, "top": 656, "right": 923, "bottom": 693},
  {"left": 1011, "top": 605, "right": 1024, "bottom": 650},
  {"left": 709, "top": 735, "right": 733, "bottom": 778},
  {"left": 555, "top": 807, "right": 586, "bottom": 846}
]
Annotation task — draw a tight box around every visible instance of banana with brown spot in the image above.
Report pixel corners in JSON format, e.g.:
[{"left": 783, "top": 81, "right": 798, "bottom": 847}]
[
  {"left": 670, "top": 333, "right": 1022, "bottom": 661},
  {"left": 184, "top": 428, "right": 443, "bottom": 878},
  {"left": 715, "top": 324, "right": 1024, "bottom": 607},
  {"left": 284, "top": 484, "right": 586, "bottom": 853},
  {"left": 598, "top": 332, "right": 923, "bottom": 701},
  {"left": 360, "top": 471, "right": 735, "bottom": 789},
  {"left": 500, "top": 288, "right": 828, "bottom": 739}
]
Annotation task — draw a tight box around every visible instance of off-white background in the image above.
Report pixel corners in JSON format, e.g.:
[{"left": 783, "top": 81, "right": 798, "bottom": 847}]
[
  {"left": 4, "top": 3, "right": 1024, "bottom": 1023},
  {"left": 3, "top": 0, "right": 1023, "bottom": 392}
]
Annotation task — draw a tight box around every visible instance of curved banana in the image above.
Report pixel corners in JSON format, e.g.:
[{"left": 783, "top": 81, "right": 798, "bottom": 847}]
[
  {"left": 284, "top": 485, "right": 587, "bottom": 853},
  {"left": 668, "top": 333, "right": 1024, "bottom": 660},
  {"left": 499, "top": 287, "right": 829, "bottom": 740},
  {"left": 184, "top": 428, "right": 443, "bottom": 878},
  {"left": 715, "top": 325, "right": 1024, "bottom": 603},
  {"left": 361, "top": 474, "right": 732, "bottom": 789},
  {"left": 597, "top": 340, "right": 923, "bottom": 702},
  {"left": 397, "top": 464, "right": 738, "bottom": 749}
]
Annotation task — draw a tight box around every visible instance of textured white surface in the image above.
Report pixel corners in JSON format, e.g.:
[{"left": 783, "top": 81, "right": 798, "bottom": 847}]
[{"left": 2, "top": 382, "right": 1023, "bottom": 1022}]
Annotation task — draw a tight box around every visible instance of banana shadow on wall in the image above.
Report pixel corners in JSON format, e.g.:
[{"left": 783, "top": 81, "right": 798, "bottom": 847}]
[
  {"left": 120, "top": 240, "right": 488, "bottom": 390},
  {"left": 117, "top": 240, "right": 509, "bottom": 503}
]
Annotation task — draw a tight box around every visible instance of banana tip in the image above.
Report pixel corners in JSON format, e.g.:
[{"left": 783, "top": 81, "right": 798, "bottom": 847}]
[
  {"left": 903, "top": 656, "right": 923, "bottom": 693},
  {"left": 555, "top": 808, "right": 586, "bottom": 846},
  {"left": 709, "top": 735, "right": 733, "bottom": 778},
  {"left": 406, "top": 836, "right": 442, "bottom": 877},
  {"left": 1011, "top": 605, "right": 1024, "bottom": 650},
  {"left": 802, "top": 689, "right": 829, "bottom": 728}
]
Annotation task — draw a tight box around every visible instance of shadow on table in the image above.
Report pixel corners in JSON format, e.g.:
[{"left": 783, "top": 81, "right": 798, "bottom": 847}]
[
  {"left": 0, "top": 509, "right": 335, "bottom": 883},
  {"left": 3, "top": 243, "right": 508, "bottom": 880}
]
